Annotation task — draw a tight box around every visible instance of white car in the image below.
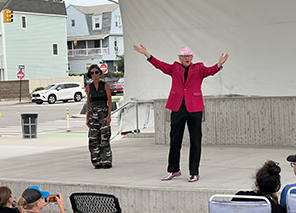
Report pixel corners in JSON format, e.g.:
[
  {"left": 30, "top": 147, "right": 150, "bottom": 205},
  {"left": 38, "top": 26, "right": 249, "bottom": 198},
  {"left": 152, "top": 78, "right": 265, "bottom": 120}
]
[{"left": 31, "top": 82, "right": 86, "bottom": 104}]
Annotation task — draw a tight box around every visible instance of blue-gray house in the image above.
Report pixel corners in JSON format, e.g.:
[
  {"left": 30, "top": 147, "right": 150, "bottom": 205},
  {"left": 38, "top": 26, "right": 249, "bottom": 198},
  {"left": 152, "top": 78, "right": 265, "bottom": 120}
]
[
  {"left": 0, "top": 0, "right": 68, "bottom": 81},
  {"left": 66, "top": 4, "right": 124, "bottom": 74}
]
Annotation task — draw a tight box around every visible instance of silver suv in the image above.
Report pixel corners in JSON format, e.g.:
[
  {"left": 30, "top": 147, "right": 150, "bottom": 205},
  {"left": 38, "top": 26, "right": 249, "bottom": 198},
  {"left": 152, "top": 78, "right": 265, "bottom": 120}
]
[{"left": 31, "top": 82, "right": 86, "bottom": 104}]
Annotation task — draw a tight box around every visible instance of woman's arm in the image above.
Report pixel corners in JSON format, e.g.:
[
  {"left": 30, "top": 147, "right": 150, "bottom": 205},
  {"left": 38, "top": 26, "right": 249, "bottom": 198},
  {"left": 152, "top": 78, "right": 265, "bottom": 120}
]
[
  {"left": 85, "top": 85, "right": 90, "bottom": 128},
  {"left": 105, "top": 83, "right": 112, "bottom": 126}
]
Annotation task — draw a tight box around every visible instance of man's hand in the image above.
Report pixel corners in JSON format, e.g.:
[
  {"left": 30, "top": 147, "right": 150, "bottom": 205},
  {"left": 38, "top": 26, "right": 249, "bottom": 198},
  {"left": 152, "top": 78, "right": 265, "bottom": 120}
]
[
  {"left": 217, "top": 53, "right": 229, "bottom": 68},
  {"left": 133, "top": 45, "right": 151, "bottom": 58}
]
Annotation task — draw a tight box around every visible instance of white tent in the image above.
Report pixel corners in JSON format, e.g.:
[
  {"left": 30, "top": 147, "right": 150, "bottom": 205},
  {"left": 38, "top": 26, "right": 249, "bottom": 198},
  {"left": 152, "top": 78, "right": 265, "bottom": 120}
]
[{"left": 119, "top": 0, "right": 296, "bottom": 131}]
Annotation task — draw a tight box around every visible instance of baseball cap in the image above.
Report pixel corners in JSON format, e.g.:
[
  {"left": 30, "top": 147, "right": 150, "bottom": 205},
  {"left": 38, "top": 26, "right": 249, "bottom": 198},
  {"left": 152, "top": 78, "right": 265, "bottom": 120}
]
[
  {"left": 22, "top": 186, "right": 50, "bottom": 204},
  {"left": 287, "top": 154, "right": 296, "bottom": 162}
]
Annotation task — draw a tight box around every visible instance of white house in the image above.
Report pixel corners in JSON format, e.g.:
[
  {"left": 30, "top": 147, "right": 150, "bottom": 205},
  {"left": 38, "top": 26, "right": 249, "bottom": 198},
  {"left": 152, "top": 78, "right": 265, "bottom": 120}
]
[
  {"left": 0, "top": 0, "right": 68, "bottom": 81},
  {"left": 66, "top": 4, "right": 124, "bottom": 74}
]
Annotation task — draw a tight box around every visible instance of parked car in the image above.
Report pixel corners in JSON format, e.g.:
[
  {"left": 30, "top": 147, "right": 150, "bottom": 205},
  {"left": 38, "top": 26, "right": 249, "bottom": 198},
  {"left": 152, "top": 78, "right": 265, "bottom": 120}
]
[
  {"left": 31, "top": 82, "right": 86, "bottom": 104},
  {"left": 110, "top": 78, "right": 124, "bottom": 95}
]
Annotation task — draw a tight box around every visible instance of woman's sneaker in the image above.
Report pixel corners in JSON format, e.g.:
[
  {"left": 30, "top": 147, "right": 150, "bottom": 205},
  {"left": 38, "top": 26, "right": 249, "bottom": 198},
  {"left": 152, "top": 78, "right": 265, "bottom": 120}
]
[
  {"left": 161, "top": 170, "right": 181, "bottom": 181},
  {"left": 188, "top": 175, "right": 200, "bottom": 182}
]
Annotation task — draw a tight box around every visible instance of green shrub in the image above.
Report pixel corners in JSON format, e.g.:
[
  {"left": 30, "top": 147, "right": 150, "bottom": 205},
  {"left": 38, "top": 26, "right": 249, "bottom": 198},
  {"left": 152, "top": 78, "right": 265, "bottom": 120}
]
[{"left": 27, "top": 87, "right": 45, "bottom": 99}]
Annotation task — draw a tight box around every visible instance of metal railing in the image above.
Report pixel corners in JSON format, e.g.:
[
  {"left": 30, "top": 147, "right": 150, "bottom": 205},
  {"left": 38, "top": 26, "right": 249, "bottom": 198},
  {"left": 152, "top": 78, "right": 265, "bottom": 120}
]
[
  {"left": 68, "top": 48, "right": 109, "bottom": 57},
  {"left": 110, "top": 100, "right": 154, "bottom": 140}
]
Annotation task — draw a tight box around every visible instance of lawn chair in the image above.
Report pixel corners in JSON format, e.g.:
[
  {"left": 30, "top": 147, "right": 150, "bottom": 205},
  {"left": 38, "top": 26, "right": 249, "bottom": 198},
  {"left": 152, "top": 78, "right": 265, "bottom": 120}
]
[
  {"left": 287, "top": 186, "right": 296, "bottom": 213},
  {"left": 208, "top": 194, "right": 271, "bottom": 213},
  {"left": 69, "top": 192, "right": 121, "bottom": 213}
]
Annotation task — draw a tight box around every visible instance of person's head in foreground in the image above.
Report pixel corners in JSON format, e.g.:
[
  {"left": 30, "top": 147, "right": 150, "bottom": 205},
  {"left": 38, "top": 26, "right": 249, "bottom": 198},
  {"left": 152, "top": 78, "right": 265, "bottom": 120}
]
[
  {"left": 17, "top": 186, "right": 50, "bottom": 213},
  {"left": 255, "top": 160, "right": 281, "bottom": 196},
  {"left": 0, "top": 186, "right": 14, "bottom": 208}
]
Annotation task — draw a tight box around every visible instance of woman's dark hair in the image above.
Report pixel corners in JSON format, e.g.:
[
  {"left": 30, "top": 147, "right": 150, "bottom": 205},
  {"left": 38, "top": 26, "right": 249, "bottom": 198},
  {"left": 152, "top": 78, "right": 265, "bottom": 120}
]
[
  {"left": 256, "top": 160, "right": 281, "bottom": 195},
  {"left": 87, "top": 64, "right": 102, "bottom": 78},
  {"left": 0, "top": 186, "right": 12, "bottom": 207}
]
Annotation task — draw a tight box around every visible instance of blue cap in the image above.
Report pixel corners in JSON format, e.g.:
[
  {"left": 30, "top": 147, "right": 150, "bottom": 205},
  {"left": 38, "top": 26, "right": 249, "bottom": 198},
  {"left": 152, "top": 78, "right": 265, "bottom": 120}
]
[{"left": 28, "top": 186, "right": 50, "bottom": 199}]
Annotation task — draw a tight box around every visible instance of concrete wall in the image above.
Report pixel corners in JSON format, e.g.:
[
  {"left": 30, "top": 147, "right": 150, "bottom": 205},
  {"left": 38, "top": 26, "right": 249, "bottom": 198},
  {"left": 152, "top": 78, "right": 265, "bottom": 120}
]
[
  {"left": 154, "top": 97, "right": 296, "bottom": 146},
  {"left": 0, "top": 179, "right": 237, "bottom": 213},
  {"left": 0, "top": 80, "right": 29, "bottom": 100}
]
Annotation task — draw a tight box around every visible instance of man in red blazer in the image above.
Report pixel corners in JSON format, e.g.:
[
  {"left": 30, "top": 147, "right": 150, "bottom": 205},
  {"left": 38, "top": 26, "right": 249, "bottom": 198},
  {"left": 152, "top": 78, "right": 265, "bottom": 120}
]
[{"left": 134, "top": 45, "right": 229, "bottom": 182}]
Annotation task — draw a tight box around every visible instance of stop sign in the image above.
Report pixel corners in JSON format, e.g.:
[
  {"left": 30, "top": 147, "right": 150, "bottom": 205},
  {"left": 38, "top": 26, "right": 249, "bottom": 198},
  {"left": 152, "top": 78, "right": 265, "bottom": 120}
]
[
  {"left": 99, "top": 64, "right": 108, "bottom": 74},
  {"left": 17, "top": 70, "right": 24, "bottom": 80}
]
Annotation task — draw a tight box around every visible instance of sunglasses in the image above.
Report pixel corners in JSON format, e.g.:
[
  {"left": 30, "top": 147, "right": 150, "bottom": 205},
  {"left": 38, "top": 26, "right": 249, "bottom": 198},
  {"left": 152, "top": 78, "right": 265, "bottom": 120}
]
[{"left": 91, "top": 71, "right": 100, "bottom": 75}]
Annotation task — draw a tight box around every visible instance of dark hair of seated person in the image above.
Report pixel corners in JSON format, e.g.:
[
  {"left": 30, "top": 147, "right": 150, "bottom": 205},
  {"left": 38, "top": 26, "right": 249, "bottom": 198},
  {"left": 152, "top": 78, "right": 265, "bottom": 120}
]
[{"left": 231, "top": 160, "right": 286, "bottom": 213}]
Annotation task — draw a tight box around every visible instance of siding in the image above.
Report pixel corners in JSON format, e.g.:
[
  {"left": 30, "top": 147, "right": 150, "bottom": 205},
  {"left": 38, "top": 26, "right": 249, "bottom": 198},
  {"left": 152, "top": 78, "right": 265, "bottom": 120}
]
[
  {"left": 5, "top": 12, "right": 68, "bottom": 80},
  {"left": 66, "top": 6, "right": 89, "bottom": 36},
  {"left": 69, "top": 58, "right": 102, "bottom": 74},
  {"left": 110, "top": 7, "right": 122, "bottom": 34}
]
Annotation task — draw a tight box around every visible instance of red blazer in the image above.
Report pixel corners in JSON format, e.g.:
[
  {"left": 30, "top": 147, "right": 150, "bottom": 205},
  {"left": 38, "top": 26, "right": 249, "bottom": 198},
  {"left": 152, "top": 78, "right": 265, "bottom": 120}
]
[{"left": 148, "top": 56, "right": 222, "bottom": 112}]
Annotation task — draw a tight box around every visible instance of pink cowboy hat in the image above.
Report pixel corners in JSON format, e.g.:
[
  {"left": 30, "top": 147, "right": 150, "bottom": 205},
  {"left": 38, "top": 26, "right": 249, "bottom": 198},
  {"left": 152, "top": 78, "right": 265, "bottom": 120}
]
[{"left": 178, "top": 46, "right": 193, "bottom": 56}]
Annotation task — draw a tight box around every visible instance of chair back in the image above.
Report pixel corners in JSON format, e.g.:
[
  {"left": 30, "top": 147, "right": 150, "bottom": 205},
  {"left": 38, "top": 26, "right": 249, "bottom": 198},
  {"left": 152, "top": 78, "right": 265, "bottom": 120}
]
[
  {"left": 208, "top": 194, "right": 271, "bottom": 213},
  {"left": 69, "top": 192, "right": 121, "bottom": 213},
  {"left": 287, "top": 186, "right": 296, "bottom": 213}
]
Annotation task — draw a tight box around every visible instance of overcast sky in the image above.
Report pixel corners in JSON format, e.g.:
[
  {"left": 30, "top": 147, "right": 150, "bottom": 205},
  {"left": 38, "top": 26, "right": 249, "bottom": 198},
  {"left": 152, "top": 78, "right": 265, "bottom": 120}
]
[{"left": 64, "top": 0, "right": 117, "bottom": 7}]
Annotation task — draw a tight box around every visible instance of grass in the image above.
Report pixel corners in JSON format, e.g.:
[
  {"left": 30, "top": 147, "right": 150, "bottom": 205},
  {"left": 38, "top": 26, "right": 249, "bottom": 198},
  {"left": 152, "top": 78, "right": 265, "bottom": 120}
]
[{"left": 112, "top": 97, "right": 122, "bottom": 102}]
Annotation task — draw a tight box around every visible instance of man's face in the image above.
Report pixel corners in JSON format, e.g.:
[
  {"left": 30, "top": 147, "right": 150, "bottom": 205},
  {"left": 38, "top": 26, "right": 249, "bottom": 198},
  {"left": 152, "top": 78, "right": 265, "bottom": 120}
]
[
  {"left": 179, "top": 55, "right": 193, "bottom": 67},
  {"left": 293, "top": 162, "right": 296, "bottom": 176}
]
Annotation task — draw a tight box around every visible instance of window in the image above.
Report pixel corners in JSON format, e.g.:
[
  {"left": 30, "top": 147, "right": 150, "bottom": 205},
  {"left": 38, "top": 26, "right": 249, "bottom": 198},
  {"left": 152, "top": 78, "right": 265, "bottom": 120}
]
[
  {"left": 94, "top": 18, "right": 100, "bottom": 29},
  {"left": 53, "top": 44, "right": 58, "bottom": 55},
  {"left": 71, "top": 20, "right": 75, "bottom": 27},
  {"left": 115, "top": 15, "right": 122, "bottom": 28},
  {"left": 86, "top": 63, "right": 92, "bottom": 71},
  {"left": 21, "top": 16, "right": 26, "bottom": 29},
  {"left": 65, "top": 83, "right": 79, "bottom": 88}
]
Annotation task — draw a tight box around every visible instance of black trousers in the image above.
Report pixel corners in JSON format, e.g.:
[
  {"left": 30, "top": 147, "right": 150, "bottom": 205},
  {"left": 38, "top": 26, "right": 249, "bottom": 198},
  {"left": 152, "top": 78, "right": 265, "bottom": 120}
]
[{"left": 168, "top": 103, "right": 203, "bottom": 175}]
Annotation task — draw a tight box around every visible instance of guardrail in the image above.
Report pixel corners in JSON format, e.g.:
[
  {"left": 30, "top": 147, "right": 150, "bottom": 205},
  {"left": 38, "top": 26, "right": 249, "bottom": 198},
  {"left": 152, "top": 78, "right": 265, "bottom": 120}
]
[{"left": 111, "top": 100, "right": 154, "bottom": 140}]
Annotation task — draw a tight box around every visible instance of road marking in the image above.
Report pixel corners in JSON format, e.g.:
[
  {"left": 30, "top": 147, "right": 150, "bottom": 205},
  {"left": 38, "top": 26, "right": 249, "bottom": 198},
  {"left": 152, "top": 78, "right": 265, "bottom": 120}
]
[{"left": 0, "top": 111, "right": 20, "bottom": 116}]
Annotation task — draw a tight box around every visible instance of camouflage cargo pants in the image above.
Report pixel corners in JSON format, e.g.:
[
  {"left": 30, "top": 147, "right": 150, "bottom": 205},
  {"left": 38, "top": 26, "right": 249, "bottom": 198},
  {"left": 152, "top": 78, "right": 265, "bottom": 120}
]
[{"left": 88, "top": 106, "right": 112, "bottom": 167}]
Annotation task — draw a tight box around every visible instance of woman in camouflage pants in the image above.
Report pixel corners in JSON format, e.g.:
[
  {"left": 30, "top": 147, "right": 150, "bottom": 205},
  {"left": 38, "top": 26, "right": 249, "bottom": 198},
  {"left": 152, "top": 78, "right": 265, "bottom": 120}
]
[{"left": 85, "top": 64, "right": 112, "bottom": 169}]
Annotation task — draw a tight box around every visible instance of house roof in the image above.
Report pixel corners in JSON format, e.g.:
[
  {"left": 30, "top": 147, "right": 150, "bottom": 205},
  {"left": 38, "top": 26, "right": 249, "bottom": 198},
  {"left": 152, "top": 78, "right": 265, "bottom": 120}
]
[
  {"left": 3, "top": 0, "right": 66, "bottom": 16},
  {"left": 0, "top": 0, "right": 10, "bottom": 10},
  {"left": 67, "top": 34, "right": 109, "bottom": 41},
  {"left": 72, "top": 4, "right": 118, "bottom": 16}
]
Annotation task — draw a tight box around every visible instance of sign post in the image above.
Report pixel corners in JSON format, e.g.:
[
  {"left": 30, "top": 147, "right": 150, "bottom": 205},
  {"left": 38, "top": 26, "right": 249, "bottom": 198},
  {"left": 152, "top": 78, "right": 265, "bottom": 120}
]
[
  {"left": 99, "top": 64, "right": 108, "bottom": 74},
  {"left": 17, "top": 70, "right": 24, "bottom": 102}
]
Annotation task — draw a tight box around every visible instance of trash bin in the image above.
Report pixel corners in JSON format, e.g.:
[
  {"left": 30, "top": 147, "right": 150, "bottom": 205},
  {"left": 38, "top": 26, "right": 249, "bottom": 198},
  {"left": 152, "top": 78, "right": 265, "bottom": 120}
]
[{"left": 21, "top": 113, "right": 38, "bottom": 139}]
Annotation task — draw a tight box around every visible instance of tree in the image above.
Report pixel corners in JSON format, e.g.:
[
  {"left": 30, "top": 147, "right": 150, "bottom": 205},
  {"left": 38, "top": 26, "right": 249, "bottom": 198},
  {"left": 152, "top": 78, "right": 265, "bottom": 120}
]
[{"left": 115, "top": 54, "right": 124, "bottom": 73}]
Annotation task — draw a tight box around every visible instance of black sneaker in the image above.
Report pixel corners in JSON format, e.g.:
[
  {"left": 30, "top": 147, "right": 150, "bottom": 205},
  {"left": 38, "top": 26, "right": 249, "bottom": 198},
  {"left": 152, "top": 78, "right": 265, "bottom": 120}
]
[
  {"left": 94, "top": 165, "right": 103, "bottom": 169},
  {"left": 103, "top": 164, "right": 112, "bottom": 169}
]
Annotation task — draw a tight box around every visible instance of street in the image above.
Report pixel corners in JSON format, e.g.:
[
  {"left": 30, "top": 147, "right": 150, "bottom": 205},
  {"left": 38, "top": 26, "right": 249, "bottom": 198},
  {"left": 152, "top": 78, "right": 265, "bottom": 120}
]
[
  {"left": 0, "top": 100, "right": 85, "bottom": 128},
  {"left": 0, "top": 99, "right": 120, "bottom": 135}
]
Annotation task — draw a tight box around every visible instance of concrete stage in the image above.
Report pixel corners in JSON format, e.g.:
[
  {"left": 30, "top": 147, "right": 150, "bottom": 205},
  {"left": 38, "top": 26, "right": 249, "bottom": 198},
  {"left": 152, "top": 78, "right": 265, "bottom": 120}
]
[{"left": 0, "top": 133, "right": 295, "bottom": 213}]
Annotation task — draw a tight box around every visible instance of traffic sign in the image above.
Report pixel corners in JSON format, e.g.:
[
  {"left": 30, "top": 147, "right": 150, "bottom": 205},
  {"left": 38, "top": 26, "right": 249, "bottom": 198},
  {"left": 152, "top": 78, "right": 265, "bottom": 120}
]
[
  {"left": 99, "top": 64, "right": 108, "bottom": 74},
  {"left": 17, "top": 70, "right": 24, "bottom": 80}
]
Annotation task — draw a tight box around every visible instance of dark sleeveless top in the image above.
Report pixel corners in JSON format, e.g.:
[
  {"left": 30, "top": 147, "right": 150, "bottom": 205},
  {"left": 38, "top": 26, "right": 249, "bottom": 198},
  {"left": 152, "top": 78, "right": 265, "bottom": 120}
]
[{"left": 89, "top": 81, "right": 107, "bottom": 107}]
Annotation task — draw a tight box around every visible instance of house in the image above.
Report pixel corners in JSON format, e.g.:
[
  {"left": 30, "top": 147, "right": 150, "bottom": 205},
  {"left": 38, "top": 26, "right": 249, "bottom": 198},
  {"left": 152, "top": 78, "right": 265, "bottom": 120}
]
[
  {"left": 0, "top": 0, "right": 68, "bottom": 81},
  {"left": 66, "top": 4, "right": 123, "bottom": 74}
]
